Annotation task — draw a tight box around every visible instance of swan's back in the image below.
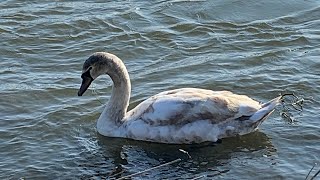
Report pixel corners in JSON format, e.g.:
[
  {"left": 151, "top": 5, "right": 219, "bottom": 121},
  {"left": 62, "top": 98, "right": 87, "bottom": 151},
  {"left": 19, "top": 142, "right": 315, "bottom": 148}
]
[{"left": 126, "top": 88, "right": 261, "bottom": 124}]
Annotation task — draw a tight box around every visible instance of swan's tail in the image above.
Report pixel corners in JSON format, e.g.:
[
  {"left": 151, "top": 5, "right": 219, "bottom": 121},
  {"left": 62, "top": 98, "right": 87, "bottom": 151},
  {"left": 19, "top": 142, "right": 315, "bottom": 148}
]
[{"left": 249, "top": 96, "right": 282, "bottom": 122}]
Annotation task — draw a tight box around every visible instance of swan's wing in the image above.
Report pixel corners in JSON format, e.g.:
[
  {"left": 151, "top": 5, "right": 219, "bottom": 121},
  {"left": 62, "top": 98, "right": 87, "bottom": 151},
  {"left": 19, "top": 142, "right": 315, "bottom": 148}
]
[{"left": 125, "top": 88, "right": 261, "bottom": 126}]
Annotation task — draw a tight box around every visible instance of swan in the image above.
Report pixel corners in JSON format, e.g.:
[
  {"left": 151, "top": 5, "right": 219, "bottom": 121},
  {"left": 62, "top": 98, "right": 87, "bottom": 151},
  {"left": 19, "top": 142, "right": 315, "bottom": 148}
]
[{"left": 78, "top": 52, "right": 281, "bottom": 144}]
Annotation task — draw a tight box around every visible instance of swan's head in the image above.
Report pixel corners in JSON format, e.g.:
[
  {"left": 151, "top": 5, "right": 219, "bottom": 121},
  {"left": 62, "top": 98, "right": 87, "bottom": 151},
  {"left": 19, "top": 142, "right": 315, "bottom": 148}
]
[{"left": 78, "top": 52, "right": 119, "bottom": 96}]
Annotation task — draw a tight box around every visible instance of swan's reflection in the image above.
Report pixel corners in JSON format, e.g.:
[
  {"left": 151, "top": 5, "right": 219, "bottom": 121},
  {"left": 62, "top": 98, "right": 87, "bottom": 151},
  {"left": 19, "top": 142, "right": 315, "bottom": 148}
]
[{"left": 94, "top": 130, "right": 275, "bottom": 179}]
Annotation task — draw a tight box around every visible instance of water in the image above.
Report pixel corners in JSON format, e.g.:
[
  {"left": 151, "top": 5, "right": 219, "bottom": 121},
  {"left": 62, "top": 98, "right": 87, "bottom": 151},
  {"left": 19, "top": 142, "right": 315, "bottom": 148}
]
[{"left": 1, "top": 0, "right": 319, "bottom": 179}]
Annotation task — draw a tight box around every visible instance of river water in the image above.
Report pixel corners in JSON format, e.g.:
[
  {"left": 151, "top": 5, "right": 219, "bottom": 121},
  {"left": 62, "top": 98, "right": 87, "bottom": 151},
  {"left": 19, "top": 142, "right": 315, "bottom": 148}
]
[{"left": 1, "top": 0, "right": 319, "bottom": 179}]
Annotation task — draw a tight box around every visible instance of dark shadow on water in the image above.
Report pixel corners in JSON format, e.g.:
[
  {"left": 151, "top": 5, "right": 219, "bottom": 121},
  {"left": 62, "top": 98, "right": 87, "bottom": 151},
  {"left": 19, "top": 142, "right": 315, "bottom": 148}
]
[{"left": 78, "top": 130, "right": 274, "bottom": 179}]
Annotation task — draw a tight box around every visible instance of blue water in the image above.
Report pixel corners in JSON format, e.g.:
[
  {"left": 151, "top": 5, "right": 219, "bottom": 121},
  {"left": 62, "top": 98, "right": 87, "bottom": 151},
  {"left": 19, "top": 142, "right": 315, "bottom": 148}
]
[{"left": 1, "top": 0, "right": 319, "bottom": 179}]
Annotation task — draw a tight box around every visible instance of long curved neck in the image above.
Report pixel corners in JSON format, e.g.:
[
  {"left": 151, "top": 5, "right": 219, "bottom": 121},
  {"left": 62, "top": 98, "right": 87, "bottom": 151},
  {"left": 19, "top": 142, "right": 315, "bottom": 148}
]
[{"left": 102, "top": 58, "right": 131, "bottom": 125}]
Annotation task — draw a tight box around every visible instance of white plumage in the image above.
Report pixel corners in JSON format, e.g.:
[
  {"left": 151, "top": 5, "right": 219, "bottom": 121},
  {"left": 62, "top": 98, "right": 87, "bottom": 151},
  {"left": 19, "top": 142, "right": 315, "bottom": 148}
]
[{"left": 78, "top": 52, "right": 281, "bottom": 144}]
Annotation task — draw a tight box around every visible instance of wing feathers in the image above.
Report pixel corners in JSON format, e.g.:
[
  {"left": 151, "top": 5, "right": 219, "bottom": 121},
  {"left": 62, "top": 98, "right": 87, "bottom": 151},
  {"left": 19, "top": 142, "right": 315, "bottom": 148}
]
[{"left": 125, "top": 88, "right": 261, "bottom": 126}]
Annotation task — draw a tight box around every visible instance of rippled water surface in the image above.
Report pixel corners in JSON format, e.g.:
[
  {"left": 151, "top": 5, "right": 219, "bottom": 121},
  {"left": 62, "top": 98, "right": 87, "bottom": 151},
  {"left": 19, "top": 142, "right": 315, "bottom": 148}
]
[{"left": 1, "top": 0, "right": 320, "bottom": 179}]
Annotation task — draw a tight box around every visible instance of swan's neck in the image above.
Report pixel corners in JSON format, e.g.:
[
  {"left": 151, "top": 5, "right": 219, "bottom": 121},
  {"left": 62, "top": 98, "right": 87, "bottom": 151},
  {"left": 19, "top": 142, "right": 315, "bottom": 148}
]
[{"left": 99, "top": 58, "right": 131, "bottom": 126}]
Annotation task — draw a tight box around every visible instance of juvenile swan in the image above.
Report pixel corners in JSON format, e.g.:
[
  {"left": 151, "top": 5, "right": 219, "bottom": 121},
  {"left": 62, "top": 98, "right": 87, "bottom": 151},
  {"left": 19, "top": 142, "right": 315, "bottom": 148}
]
[{"left": 78, "top": 52, "right": 281, "bottom": 144}]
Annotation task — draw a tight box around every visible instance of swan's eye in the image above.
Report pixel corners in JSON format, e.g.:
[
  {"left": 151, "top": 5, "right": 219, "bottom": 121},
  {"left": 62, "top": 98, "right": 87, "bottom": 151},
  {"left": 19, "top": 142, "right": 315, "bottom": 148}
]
[{"left": 81, "top": 67, "right": 93, "bottom": 80}]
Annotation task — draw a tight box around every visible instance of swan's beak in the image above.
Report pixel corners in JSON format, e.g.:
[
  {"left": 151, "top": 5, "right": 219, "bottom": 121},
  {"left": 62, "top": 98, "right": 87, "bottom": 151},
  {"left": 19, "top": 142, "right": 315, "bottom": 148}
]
[{"left": 78, "top": 73, "right": 93, "bottom": 96}]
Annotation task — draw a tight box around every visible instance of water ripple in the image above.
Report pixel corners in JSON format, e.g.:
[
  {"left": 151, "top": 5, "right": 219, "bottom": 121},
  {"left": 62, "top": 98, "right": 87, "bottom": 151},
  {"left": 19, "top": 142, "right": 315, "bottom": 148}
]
[{"left": 1, "top": 0, "right": 320, "bottom": 179}]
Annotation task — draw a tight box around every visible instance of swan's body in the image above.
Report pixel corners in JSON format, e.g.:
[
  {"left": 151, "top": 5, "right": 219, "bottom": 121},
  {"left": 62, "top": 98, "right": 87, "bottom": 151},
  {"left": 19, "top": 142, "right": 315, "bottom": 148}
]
[{"left": 78, "top": 52, "right": 281, "bottom": 144}]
